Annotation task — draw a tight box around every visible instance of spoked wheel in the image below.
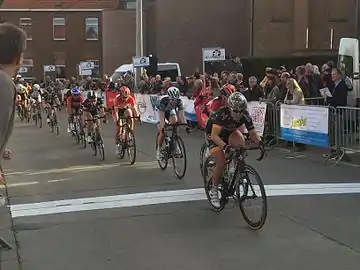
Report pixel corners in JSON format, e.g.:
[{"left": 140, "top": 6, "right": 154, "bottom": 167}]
[
  {"left": 155, "top": 132, "right": 168, "bottom": 170},
  {"left": 203, "top": 156, "right": 226, "bottom": 212},
  {"left": 50, "top": 119, "right": 54, "bottom": 133},
  {"left": 236, "top": 164, "right": 267, "bottom": 230},
  {"left": 37, "top": 113, "right": 42, "bottom": 128},
  {"left": 81, "top": 133, "right": 87, "bottom": 149},
  {"left": 98, "top": 139, "right": 105, "bottom": 161},
  {"left": 126, "top": 129, "right": 136, "bottom": 165},
  {"left": 56, "top": 125, "right": 60, "bottom": 136},
  {"left": 116, "top": 138, "right": 125, "bottom": 159},
  {"left": 200, "top": 142, "right": 208, "bottom": 177},
  {"left": 74, "top": 122, "right": 80, "bottom": 144},
  {"left": 171, "top": 136, "right": 187, "bottom": 179},
  {"left": 92, "top": 141, "right": 97, "bottom": 156}
]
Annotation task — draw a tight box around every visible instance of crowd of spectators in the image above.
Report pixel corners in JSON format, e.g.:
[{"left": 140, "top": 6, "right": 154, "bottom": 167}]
[{"left": 106, "top": 60, "right": 353, "bottom": 110}]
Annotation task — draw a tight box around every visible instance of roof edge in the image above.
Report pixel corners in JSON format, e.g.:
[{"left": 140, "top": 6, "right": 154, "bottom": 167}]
[{"left": 0, "top": 9, "right": 104, "bottom": 12}]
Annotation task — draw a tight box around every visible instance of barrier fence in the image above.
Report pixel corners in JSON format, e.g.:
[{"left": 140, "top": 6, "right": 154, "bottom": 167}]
[{"left": 132, "top": 93, "right": 360, "bottom": 164}]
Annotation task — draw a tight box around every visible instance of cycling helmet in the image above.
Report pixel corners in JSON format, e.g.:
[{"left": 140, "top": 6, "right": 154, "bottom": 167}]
[
  {"left": 221, "top": 84, "right": 236, "bottom": 98},
  {"left": 167, "top": 86, "right": 180, "bottom": 99},
  {"left": 119, "top": 86, "right": 130, "bottom": 99},
  {"left": 33, "top": 84, "right": 40, "bottom": 91},
  {"left": 87, "top": 90, "right": 97, "bottom": 100},
  {"left": 227, "top": 92, "right": 247, "bottom": 112},
  {"left": 72, "top": 87, "right": 80, "bottom": 95}
]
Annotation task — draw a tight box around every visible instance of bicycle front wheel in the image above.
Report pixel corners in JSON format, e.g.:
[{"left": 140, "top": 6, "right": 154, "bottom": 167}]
[
  {"left": 171, "top": 135, "right": 187, "bottom": 179},
  {"left": 199, "top": 142, "right": 208, "bottom": 177},
  {"left": 236, "top": 164, "right": 267, "bottom": 231},
  {"left": 98, "top": 140, "right": 105, "bottom": 161},
  {"left": 155, "top": 132, "right": 168, "bottom": 170},
  {"left": 126, "top": 128, "right": 136, "bottom": 165}
]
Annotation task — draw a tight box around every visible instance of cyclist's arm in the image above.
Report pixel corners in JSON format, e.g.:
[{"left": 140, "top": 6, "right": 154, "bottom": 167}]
[
  {"left": 210, "top": 124, "right": 226, "bottom": 149},
  {"left": 129, "top": 97, "right": 139, "bottom": 117},
  {"left": 176, "top": 99, "right": 186, "bottom": 124},
  {"left": 243, "top": 112, "right": 260, "bottom": 143}
]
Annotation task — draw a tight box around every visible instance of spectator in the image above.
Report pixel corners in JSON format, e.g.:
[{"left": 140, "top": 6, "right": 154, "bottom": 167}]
[
  {"left": 260, "top": 67, "right": 272, "bottom": 88},
  {"left": 284, "top": 78, "right": 305, "bottom": 105},
  {"left": 176, "top": 76, "right": 189, "bottom": 95},
  {"left": 151, "top": 75, "right": 162, "bottom": 94},
  {"left": 263, "top": 76, "right": 281, "bottom": 103},
  {"left": 295, "top": 65, "right": 311, "bottom": 99},
  {"left": 139, "top": 76, "right": 151, "bottom": 94},
  {"left": 327, "top": 67, "right": 349, "bottom": 107},
  {"left": 305, "top": 62, "right": 319, "bottom": 97},
  {"left": 0, "top": 23, "right": 27, "bottom": 193},
  {"left": 247, "top": 76, "right": 264, "bottom": 101},
  {"left": 234, "top": 73, "right": 244, "bottom": 91},
  {"left": 279, "top": 72, "right": 291, "bottom": 101},
  {"left": 162, "top": 77, "right": 172, "bottom": 94},
  {"left": 192, "top": 79, "right": 205, "bottom": 99}
]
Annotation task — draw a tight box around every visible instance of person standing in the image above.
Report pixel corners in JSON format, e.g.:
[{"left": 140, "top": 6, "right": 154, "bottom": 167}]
[{"left": 0, "top": 23, "right": 27, "bottom": 201}]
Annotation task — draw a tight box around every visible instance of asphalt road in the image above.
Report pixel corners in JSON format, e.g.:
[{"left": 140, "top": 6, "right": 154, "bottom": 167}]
[{"left": 1, "top": 111, "right": 360, "bottom": 270}]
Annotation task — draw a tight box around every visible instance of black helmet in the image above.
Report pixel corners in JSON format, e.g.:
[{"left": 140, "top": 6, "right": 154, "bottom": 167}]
[
  {"left": 87, "top": 90, "right": 97, "bottom": 100},
  {"left": 227, "top": 92, "right": 247, "bottom": 112}
]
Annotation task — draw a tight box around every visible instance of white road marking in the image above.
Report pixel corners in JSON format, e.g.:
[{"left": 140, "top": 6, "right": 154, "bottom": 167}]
[
  {"left": 47, "top": 178, "right": 71, "bottom": 183},
  {"left": 10, "top": 183, "right": 360, "bottom": 218}
]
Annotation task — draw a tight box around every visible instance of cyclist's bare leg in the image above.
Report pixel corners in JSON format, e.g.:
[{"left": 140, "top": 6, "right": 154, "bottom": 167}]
[
  {"left": 210, "top": 147, "right": 226, "bottom": 186},
  {"left": 228, "top": 130, "right": 246, "bottom": 148}
]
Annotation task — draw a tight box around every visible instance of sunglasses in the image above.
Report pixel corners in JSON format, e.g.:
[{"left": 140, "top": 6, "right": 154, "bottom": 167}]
[{"left": 231, "top": 108, "right": 245, "bottom": 114}]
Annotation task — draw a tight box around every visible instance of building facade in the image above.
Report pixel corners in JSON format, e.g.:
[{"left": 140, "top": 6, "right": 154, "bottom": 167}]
[
  {"left": 0, "top": 0, "right": 358, "bottom": 78},
  {"left": 0, "top": 9, "right": 104, "bottom": 79}
]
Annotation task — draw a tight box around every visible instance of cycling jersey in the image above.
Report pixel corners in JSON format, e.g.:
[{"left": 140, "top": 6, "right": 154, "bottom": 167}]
[
  {"left": 67, "top": 95, "right": 84, "bottom": 109},
  {"left": 114, "top": 94, "right": 136, "bottom": 109},
  {"left": 83, "top": 98, "right": 104, "bottom": 116},
  {"left": 42, "top": 90, "right": 58, "bottom": 106},
  {"left": 157, "top": 96, "right": 184, "bottom": 112},
  {"left": 205, "top": 106, "right": 254, "bottom": 137}
]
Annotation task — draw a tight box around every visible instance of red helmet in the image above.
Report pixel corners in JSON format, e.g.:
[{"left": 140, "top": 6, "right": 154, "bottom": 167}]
[
  {"left": 119, "top": 86, "right": 130, "bottom": 99},
  {"left": 221, "top": 84, "right": 236, "bottom": 98}
]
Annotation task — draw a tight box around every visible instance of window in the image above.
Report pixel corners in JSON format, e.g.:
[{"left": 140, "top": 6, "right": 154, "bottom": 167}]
[
  {"left": 125, "top": 1, "right": 136, "bottom": 10},
  {"left": 19, "top": 18, "right": 32, "bottom": 40},
  {"left": 85, "top": 17, "right": 99, "bottom": 40},
  {"left": 53, "top": 17, "right": 66, "bottom": 40}
]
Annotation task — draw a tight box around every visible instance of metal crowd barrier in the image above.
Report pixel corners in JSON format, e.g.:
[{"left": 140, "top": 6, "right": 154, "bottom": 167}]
[{"left": 258, "top": 99, "right": 360, "bottom": 165}]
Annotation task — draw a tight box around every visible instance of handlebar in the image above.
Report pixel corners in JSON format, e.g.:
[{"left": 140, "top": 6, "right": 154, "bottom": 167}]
[
  {"left": 227, "top": 143, "right": 266, "bottom": 161},
  {"left": 85, "top": 115, "right": 106, "bottom": 122}
]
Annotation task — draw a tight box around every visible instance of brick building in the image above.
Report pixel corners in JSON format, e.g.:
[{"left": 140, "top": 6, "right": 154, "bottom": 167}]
[
  {"left": 0, "top": 0, "right": 119, "bottom": 79},
  {"left": 0, "top": 0, "right": 358, "bottom": 78}
]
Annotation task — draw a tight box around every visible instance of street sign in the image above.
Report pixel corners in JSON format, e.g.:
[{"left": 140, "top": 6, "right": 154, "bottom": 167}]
[
  {"left": 79, "top": 69, "right": 92, "bottom": 76},
  {"left": 202, "top": 47, "right": 226, "bottom": 61},
  {"left": 18, "top": 67, "right": 27, "bottom": 73},
  {"left": 80, "top": 61, "right": 94, "bottom": 69},
  {"left": 44, "top": 65, "right": 56, "bottom": 72},
  {"left": 133, "top": 56, "right": 150, "bottom": 67}
]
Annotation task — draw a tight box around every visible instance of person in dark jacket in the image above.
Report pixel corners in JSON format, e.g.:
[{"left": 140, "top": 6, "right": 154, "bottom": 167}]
[{"left": 327, "top": 67, "right": 349, "bottom": 107}]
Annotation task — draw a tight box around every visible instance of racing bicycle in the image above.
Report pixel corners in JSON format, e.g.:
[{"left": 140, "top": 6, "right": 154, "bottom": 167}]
[
  {"left": 156, "top": 122, "right": 189, "bottom": 179},
  {"left": 32, "top": 103, "right": 42, "bottom": 128},
  {"left": 85, "top": 115, "right": 105, "bottom": 161},
  {"left": 202, "top": 144, "right": 267, "bottom": 230},
  {"left": 116, "top": 116, "right": 141, "bottom": 165},
  {"left": 47, "top": 105, "right": 59, "bottom": 136},
  {"left": 71, "top": 112, "right": 86, "bottom": 148}
]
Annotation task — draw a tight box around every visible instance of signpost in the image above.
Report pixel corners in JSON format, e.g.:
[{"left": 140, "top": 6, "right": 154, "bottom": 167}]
[
  {"left": 79, "top": 61, "right": 94, "bottom": 77},
  {"left": 43, "top": 65, "right": 56, "bottom": 87},
  {"left": 132, "top": 56, "right": 150, "bottom": 68},
  {"left": 201, "top": 47, "right": 226, "bottom": 74},
  {"left": 18, "top": 67, "right": 27, "bottom": 73}
]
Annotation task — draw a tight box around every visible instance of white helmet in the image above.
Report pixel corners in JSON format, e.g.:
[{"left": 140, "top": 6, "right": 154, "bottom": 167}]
[
  {"left": 167, "top": 86, "right": 180, "bottom": 98},
  {"left": 33, "top": 84, "right": 40, "bottom": 91}
]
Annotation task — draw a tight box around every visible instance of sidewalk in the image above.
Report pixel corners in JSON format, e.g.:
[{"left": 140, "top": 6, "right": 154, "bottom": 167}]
[{"left": 0, "top": 189, "right": 22, "bottom": 269}]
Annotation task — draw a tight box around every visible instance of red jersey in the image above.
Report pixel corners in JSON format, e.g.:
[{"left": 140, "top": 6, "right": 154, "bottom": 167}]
[
  {"left": 114, "top": 94, "right": 136, "bottom": 109},
  {"left": 66, "top": 95, "right": 84, "bottom": 107}
]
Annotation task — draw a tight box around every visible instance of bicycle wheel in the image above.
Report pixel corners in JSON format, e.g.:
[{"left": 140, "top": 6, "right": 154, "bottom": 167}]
[
  {"left": 38, "top": 114, "right": 42, "bottom": 128},
  {"left": 116, "top": 136, "right": 126, "bottom": 159},
  {"left": 171, "top": 136, "right": 187, "bottom": 179},
  {"left": 155, "top": 132, "right": 168, "bottom": 170},
  {"left": 200, "top": 142, "right": 208, "bottom": 177},
  {"left": 98, "top": 139, "right": 105, "bottom": 161},
  {"left": 50, "top": 119, "right": 54, "bottom": 133},
  {"left": 126, "top": 128, "right": 136, "bottom": 165},
  {"left": 236, "top": 164, "right": 267, "bottom": 231},
  {"left": 74, "top": 121, "right": 80, "bottom": 144},
  {"left": 203, "top": 156, "right": 226, "bottom": 211}
]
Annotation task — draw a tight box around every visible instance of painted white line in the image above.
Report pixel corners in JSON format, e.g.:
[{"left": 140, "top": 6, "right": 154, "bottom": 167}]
[
  {"left": 47, "top": 178, "right": 71, "bottom": 183},
  {"left": 10, "top": 183, "right": 360, "bottom": 218}
]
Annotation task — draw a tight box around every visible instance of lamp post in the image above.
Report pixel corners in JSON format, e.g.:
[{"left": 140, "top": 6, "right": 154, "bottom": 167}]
[{"left": 135, "top": 0, "right": 144, "bottom": 87}]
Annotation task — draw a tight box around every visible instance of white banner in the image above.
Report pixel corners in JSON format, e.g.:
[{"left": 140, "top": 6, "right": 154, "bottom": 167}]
[
  {"left": 246, "top": 102, "right": 267, "bottom": 136},
  {"left": 280, "top": 104, "right": 329, "bottom": 147},
  {"left": 135, "top": 94, "right": 160, "bottom": 124}
]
